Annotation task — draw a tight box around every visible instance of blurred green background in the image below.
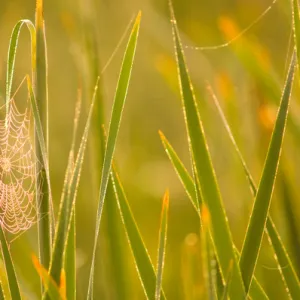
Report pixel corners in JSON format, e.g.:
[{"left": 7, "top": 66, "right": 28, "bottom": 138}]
[{"left": 0, "top": 0, "right": 299, "bottom": 299}]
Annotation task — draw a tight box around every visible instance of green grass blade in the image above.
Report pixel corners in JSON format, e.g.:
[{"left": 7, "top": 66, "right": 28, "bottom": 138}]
[
  {"left": 159, "top": 131, "right": 198, "bottom": 211},
  {"left": 5, "top": 20, "right": 35, "bottom": 115},
  {"left": 0, "top": 281, "right": 5, "bottom": 300},
  {"left": 87, "top": 12, "right": 141, "bottom": 299},
  {"left": 206, "top": 85, "right": 256, "bottom": 196},
  {"left": 32, "top": 255, "right": 64, "bottom": 300},
  {"left": 208, "top": 86, "right": 300, "bottom": 298},
  {"left": 64, "top": 89, "right": 82, "bottom": 300},
  {"left": 0, "top": 227, "right": 21, "bottom": 300},
  {"left": 201, "top": 205, "right": 217, "bottom": 300},
  {"left": 279, "top": 172, "right": 300, "bottom": 276},
  {"left": 84, "top": 17, "right": 133, "bottom": 298},
  {"left": 239, "top": 53, "right": 296, "bottom": 292},
  {"left": 27, "top": 76, "right": 51, "bottom": 194},
  {"left": 35, "top": 0, "right": 53, "bottom": 274},
  {"left": 221, "top": 261, "right": 233, "bottom": 300},
  {"left": 47, "top": 80, "right": 99, "bottom": 293},
  {"left": 266, "top": 218, "right": 300, "bottom": 298},
  {"left": 111, "top": 167, "right": 166, "bottom": 300},
  {"left": 292, "top": 0, "right": 300, "bottom": 67},
  {"left": 65, "top": 212, "right": 76, "bottom": 300},
  {"left": 155, "top": 190, "right": 169, "bottom": 300},
  {"left": 169, "top": 3, "right": 245, "bottom": 298},
  {"left": 159, "top": 132, "right": 269, "bottom": 299}
]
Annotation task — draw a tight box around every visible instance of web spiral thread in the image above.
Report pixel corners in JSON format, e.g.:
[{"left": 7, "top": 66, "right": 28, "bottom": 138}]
[{"left": 0, "top": 99, "right": 40, "bottom": 234}]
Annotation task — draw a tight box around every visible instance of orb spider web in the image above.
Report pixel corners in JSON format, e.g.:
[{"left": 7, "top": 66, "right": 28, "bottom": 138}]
[{"left": 0, "top": 99, "right": 40, "bottom": 234}]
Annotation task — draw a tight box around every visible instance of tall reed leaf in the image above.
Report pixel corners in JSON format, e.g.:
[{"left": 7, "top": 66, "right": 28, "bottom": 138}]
[
  {"left": 87, "top": 12, "right": 141, "bottom": 298},
  {"left": 159, "top": 131, "right": 269, "bottom": 299},
  {"left": 35, "top": 0, "right": 53, "bottom": 274},
  {"left": 155, "top": 190, "right": 169, "bottom": 300},
  {"left": 239, "top": 53, "right": 296, "bottom": 292},
  {"left": 111, "top": 167, "right": 165, "bottom": 300},
  {"left": 0, "top": 227, "right": 21, "bottom": 300},
  {"left": 169, "top": 3, "right": 245, "bottom": 298},
  {"left": 47, "top": 80, "right": 99, "bottom": 293},
  {"left": 207, "top": 86, "right": 300, "bottom": 298}
]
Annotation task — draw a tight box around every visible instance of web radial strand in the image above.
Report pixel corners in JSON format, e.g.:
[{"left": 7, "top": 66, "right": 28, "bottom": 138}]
[{"left": 0, "top": 99, "right": 40, "bottom": 234}]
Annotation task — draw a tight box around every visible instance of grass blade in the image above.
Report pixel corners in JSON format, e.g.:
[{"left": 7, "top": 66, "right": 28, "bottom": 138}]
[
  {"left": 111, "top": 167, "right": 165, "bottom": 300},
  {"left": 35, "top": 0, "right": 53, "bottom": 274},
  {"left": 155, "top": 190, "right": 169, "bottom": 300},
  {"left": 87, "top": 12, "right": 141, "bottom": 299},
  {"left": 0, "top": 281, "right": 5, "bottom": 300},
  {"left": 239, "top": 53, "right": 296, "bottom": 292},
  {"left": 0, "top": 227, "right": 21, "bottom": 300},
  {"left": 3, "top": 18, "right": 37, "bottom": 300},
  {"left": 63, "top": 89, "right": 82, "bottom": 300},
  {"left": 279, "top": 172, "right": 300, "bottom": 276},
  {"left": 221, "top": 261, "right": 233, "bottom": 300},
  {"left": 169, "top": 3, "right": 245, "bottom": 297},
  {"left": 158, "top": 131, "right": 269, "bottom": 299},
  {"left": 266, "top": 218, "right": 300, "bottom": 298},
  {"left": 32, "top": 255, "right": 64, "bottom": 300},
  {"left": 292, "top": 0, "right": 300, "bottom": 67},
  {"left": 47, "top": 80, "right": 99, "bottom": 295},
  {"left": 208, "top": 86, "right": 300, "bottom": 298},
  {"left": 27, "top": 76, "right": 51, "bottom": 194},
  {"left": 159, "top": 131, "right": 198, "bottom": 211},
  {"left": 201, "top": 205, "right": 217, "bottom": 300},
  {"left": 5, "top": 20, "right": 35, "bottom": 114},
  {"left": 65, "top": 212, "right": 76, "bottom": 300}
]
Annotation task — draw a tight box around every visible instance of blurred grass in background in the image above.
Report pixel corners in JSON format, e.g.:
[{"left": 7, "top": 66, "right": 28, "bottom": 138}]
[{"left": 0, "top": 0, "right": 299, "bottom": 299}]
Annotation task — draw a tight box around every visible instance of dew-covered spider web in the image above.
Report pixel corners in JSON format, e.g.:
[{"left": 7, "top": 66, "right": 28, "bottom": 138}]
[{"left": 0, "top": 99, "right": 40, "bottom": 234}]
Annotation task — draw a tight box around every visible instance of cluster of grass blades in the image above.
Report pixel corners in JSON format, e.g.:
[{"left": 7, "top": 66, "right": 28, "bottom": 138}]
[{"left": 0, "top": 0, "right": 300, "bottom": 299}]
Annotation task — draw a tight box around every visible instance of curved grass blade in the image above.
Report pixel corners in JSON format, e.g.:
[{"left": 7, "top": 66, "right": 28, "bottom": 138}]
[
  {"left": 111, "top": 167, "right": 165, "bottom": 300},
  {"left": 87, "top": 12, "right": 141, "bottom": 299},
  {"left": 32, "top": 255, "right": 64, "bottom": 300},
  {"left": 207, "top": 85, "right": 300, "bottom": 298},
  {"left": 239, "top": 53, "right": 296, "bottom": 292},
  {"left": 155, "top": 190, "right": 169, "bottom": 300},
  {"left": 6, "top": 20, "right": 35, "bottom": 114},
  {"left": 158, "top": 131, "right": 269, "bottom": 299},
  {"left": 0, "top": 228, "right": 21, "bottom": 300},
  {"left": 47, "top": 80, "right": 99, "bottom": 296},
  {"left": 169, "top": 2, "right": 245, "bottom": 297}
]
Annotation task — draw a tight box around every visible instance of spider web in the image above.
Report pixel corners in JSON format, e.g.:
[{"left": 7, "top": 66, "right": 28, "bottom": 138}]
[{"left": 0, "top": 99, "right": 40, "bottom": 234}]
